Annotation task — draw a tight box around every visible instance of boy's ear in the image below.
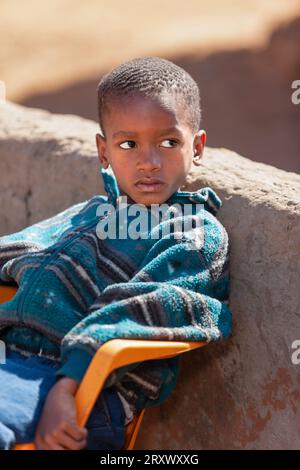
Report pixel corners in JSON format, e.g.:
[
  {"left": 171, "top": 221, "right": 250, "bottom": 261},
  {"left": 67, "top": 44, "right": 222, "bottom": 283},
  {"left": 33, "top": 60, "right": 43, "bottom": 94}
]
[
  {"left": 193, "top": 130, "right": 206, "bottom": 166},
  {"left": 96, "top": 133, "right": 109, "bottom": 169}
]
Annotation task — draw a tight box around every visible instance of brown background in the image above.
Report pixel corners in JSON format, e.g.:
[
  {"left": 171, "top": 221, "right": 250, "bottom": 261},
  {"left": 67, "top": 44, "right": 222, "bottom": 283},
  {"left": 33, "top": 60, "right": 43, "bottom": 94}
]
[{"left": 1, "top": 0, "right": 300, "bottom": 173}]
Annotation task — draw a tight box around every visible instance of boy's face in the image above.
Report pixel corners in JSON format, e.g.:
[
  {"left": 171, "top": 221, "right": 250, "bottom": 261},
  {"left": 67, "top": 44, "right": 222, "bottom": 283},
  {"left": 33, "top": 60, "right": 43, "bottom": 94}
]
[{"left": 96, "top": 92, "right": 206, "bottom": 206}]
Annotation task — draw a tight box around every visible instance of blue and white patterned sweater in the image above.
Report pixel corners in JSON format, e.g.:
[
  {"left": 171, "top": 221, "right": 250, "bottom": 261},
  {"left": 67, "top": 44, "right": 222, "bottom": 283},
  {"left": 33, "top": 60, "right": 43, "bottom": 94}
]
[{"left": 0, "top": 166, "right": 232, "bottom": 422}]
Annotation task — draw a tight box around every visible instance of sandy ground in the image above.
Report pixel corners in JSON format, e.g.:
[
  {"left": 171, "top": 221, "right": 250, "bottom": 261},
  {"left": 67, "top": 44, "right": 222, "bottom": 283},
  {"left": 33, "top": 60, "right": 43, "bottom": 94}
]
[{"left": 1, "top": 0, "right": 300, "bottom": 172}]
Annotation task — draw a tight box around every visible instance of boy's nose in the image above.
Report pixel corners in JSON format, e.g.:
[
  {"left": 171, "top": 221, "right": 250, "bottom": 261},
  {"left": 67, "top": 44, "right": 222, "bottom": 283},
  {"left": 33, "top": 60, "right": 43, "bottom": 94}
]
[{"left": 137, "top": 149, "right": 162, "bottom": 172}]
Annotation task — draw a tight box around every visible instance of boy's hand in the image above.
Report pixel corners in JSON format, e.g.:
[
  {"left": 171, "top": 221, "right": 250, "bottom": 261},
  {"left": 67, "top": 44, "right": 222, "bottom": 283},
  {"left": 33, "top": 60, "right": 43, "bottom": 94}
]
[{"left": 34, "top": 377, "right": 88, "bottom": 450}]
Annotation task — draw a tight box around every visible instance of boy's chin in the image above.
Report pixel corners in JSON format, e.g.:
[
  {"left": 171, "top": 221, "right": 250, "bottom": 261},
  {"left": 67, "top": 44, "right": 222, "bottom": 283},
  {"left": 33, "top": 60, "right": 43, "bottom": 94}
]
[{"left": 122, "top": 193, "right": 169, "bottom": 207}]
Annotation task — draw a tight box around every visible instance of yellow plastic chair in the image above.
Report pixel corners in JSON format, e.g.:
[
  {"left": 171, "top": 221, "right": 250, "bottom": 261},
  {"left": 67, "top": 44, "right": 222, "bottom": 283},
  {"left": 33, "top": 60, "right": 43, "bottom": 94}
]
[{"left": 0, "top": 285, "right": 206, "bottom": 450}]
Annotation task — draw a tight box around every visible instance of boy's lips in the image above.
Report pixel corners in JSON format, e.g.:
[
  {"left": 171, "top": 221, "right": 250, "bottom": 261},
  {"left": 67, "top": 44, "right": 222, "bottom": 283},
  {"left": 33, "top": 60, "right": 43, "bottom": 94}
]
[{"left": 135, "top": 178, "right": 165, "bottom": 193}]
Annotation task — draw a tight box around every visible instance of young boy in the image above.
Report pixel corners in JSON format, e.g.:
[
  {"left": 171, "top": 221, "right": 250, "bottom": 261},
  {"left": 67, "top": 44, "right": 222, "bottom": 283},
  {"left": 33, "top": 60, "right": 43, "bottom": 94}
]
[{"left": 0, "top": 56, "right": 232, "bottom": 450}]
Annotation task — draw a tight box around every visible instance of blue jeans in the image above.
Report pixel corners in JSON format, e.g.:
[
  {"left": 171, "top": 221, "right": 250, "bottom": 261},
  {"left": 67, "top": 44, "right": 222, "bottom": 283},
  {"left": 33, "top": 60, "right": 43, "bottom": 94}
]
[{"left": 0, "top": 350, "right": 126, "bottom": 450}]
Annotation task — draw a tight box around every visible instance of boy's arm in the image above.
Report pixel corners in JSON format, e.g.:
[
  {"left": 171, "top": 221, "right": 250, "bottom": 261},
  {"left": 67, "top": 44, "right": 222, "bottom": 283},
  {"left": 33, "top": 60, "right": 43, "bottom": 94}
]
[
  {"left": 56, "top": 212, "right": 232, "bottom": 391},
  {"left": 0, "top": 197, "right": 99, "bottom": 285}
]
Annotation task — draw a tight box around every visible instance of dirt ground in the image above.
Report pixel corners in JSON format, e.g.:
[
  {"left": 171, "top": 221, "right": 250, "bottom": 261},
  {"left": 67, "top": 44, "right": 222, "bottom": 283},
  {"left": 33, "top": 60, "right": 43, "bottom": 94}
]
[{"left": 1, "top": 0, "right": 300, "bottom": 173}]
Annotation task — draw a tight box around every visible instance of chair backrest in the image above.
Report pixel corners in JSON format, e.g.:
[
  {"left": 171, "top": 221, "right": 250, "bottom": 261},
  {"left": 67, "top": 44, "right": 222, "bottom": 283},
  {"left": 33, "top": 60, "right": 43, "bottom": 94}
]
[{"left": 0, "top": 285, "right": 17, "bottom": 303}]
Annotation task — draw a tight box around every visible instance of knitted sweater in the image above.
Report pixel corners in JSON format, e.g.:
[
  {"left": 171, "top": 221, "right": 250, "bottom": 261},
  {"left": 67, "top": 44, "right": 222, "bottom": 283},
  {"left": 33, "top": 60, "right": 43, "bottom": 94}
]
[{"left": 0, "top": 166, "right": 232, "bottom": 423}]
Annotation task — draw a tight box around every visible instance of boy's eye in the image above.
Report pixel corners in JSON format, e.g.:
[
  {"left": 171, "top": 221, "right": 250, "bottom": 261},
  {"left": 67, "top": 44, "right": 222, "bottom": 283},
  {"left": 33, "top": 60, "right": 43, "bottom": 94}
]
[
  {"left": 119, "top": 140, "right": 136, "bottom": 149},
  {"left": 119, "top": 139, "right": 178, "bottom": 149},
  {"left": 160, "top": 139, "right": 178, "bottom": 148}
]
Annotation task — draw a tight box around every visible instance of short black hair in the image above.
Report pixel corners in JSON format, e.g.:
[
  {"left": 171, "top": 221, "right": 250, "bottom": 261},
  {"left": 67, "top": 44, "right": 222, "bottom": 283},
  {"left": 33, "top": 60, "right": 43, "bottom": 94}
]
[{"left": 97, "top": 56, "right": 201, "bottom": 137}]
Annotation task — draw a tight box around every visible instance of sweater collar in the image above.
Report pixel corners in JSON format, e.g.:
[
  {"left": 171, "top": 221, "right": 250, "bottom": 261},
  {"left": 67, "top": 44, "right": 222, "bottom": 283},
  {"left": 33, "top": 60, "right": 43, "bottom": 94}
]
[{"left": 100, "top": 166, "right": 222, "bottom": 216}]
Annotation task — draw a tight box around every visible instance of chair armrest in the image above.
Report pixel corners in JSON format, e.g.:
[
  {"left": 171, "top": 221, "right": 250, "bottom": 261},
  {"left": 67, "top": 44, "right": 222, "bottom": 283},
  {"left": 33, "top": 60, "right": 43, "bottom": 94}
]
[{"left": 75, "top": 338, "right": 207, "bottom": 427}]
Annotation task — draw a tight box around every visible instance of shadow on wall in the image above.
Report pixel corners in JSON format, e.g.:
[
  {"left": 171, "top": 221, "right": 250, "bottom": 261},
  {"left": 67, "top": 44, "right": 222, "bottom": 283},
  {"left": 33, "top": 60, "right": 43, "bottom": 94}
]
[{"left": 20, "top": 17, "right": 300, "bottom": 174}]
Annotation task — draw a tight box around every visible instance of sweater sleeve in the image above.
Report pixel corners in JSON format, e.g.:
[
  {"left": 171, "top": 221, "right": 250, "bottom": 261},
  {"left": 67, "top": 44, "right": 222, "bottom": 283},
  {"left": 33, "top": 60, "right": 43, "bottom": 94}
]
[
  {"left": 0, "top": 198, "right": 98, "bottom": 285},
  {"left": 56, "top": 212, "right": 233, "bottom": 393}
]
